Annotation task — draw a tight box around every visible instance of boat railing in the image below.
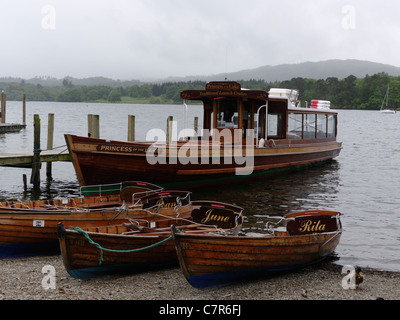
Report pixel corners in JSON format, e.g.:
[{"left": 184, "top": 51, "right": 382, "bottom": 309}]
[
  {"left": 124, "top": 195, "right": 193, "bottom": 227},
  {"left": 255, "top": 103, "right": 268, "bottom": 148},
  {"left": 320, "top": 231, "right": 341, "bottom": 249},
  {"left": 80, "top": 182, "right": 123, "bottom": 198},
  {"left": 108, "top": 202, "right": 170, "bottom": 226},
  {"left": 265, "top": 216, "right": 286, "bottom": 235},
  {"left": 131, "top": 191, "right": 192, "bottom": 215},
  {"left": 80, "top": 181, "right": 165, "bottom": 204},
  {"left": 131, "top": 188, "right": 164, "bottom": 206}
]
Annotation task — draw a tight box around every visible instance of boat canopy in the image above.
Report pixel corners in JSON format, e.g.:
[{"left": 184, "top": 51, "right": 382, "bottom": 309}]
[{"left": 180, "top": 81, "right": 338, "bottom": 143}]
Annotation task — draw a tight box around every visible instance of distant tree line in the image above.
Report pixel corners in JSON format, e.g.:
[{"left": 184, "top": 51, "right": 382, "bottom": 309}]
[{"left": 0, "top": 73, "right": 398, "bottom": 109}]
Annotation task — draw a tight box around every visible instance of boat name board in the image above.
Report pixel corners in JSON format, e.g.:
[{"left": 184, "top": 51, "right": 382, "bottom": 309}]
[
  {"left": 141, "top": 192, "right": 191, "bottom": 209},
  {"left": 181, "top": 81, "right": 268, "bottom": 101},
  {"left": 96, "top": 144, "right": 156, "bottom": 154},
  {"left": 287, "top": 215, "right": 338, "bottom": 235},
  {"left": 33, "top": 220, "right": 45, "bottom": 227},
  {"left": 143, "top": 198, "right": 177, "bottom": 209},
  {"left": 182, "top": 90, "right": 268, "bottom": 101},
  {"left": 192, "top": 207, "right": 242, "bottom": 229},
  {"left": 206, "top": 82, "right": 241, "bottom": 91}
]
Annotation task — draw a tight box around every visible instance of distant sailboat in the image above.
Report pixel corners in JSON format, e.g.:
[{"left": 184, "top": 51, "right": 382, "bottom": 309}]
[{"left": 380, "top": 85, "right": 396, "bottom": 114}]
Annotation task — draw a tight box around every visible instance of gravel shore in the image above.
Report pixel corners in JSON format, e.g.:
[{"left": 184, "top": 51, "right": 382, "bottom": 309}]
[{"left": 0, "top": 254, "right": 398, "bottom": 301}]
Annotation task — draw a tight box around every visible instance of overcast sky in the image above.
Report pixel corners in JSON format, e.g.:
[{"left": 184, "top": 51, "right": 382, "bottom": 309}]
[{"left": 1, "top": 0, "right": 398, "bottom": 80}]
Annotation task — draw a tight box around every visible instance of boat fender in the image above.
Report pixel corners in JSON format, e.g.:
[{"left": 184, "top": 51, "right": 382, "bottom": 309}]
[{"left": 258, "top": 138, "right": 265, "bottom": 148}]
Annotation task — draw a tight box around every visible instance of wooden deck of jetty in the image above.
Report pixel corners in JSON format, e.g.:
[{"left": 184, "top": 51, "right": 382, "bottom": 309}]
[
  {"left": 0, "top": 92, "right": 27, "bottom": 133},
  {"left": 0, "top": 90, "right": 141, "bottom": 189},
  {"left": 0, "top": 123, "right": 27, "bottom": 133},
  {"left": 0, "top": 148, "right": 70, "bottom": 168}
]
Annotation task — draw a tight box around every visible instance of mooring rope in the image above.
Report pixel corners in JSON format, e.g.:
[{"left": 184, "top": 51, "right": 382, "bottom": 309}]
[
  {"left": 72, "top": 227, "right": 173, "bottom": 266},
  {"left": 34, "top": 144, "right": 67, "bottom": 153}
]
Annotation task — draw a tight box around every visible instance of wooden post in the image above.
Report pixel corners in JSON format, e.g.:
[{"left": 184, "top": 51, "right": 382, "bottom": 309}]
[
  {"left": 30, "top": 114, "right": 41, "bottom": 188},
  {"left": 23, "top": 174, "right": 27, "bottom": 191},
  {"left": 22, "top": 94, "right": 26, "bottom": 125},
  {"left": 93, "top": 115, "right": 99, "bottom": 138},
  {"left": 88, "top": 114, "right": 93, "bottom": 137},
  {"left": 46, "top": 113, "right": 54, "bottom": 180},
  {"left": 167, "top": 116, "right": 173, "bottom": 144},
  {"left": 88, "top": 114, "right": 100, "bottom": 138},
  {"left": 128, "top": 115, "right": 135, "bottom": 141},
  {"left": 1, "top": 92, "right": 5, "bottom": 124}
]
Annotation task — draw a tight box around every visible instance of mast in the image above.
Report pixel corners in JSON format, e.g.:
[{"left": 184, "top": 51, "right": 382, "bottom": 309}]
[{"left": 381, "top": 85, "right": 389, "bottom": 111}]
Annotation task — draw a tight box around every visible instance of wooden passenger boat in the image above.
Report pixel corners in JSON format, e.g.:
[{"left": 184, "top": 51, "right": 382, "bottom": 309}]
[
  {"left": 0, "top": 181, "right": 192, "bottom": 258},
  {"left": 57, "top": 201, "right": 243, "bottom": 279},
  {"left": 172, "top": 210, "right": 342, "bottom": 289},
  {"left": 65, "top": 81, "right": 342, "bottom": 189}
]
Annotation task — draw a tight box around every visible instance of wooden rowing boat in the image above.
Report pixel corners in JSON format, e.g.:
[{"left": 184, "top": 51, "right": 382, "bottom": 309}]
[
  {"left": 57, "top": 201, "right": 244, "bottom": 279},
  {"left": 172, "top": 210, "right": 342, "bottom": 289},
  {"left": 0, "top": 181, "right": 192, "bottom": 258},
  {"left": 65, "top": 82, "right": 342, "bottom": 189}
]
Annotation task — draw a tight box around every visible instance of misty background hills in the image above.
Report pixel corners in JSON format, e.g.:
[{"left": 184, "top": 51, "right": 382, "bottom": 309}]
[
  {"left": 168, "top": 59, "right": 400, "bottom": 83},
  {"left": 1, "top": 59, "right": 400, "bottom": 86}
]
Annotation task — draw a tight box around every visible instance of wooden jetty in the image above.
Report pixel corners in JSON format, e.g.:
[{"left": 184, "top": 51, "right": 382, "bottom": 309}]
[
  {"left": 0, "top": 109, "right": 187, "bottom": 190},
  {"left": 0, "top": 149, "right": 70, "bottom": 168},
  {"left": 0, "top": 112, "right": 71, "bottom": 189},
  {"left": 0, "top": 112, "right": 136, "bottom": 189},
  {"left": 0, "top": 93, "right": 26, "bottom": 133},
  {"left": 0, "top": 123, "right": 26, "bottom": 133}
]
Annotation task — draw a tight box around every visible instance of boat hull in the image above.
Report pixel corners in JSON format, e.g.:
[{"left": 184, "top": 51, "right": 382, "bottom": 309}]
[
  {"left": 58, "top": 200, "right": 244, "bottom": 278},
  {"left": 380, "top": 109, "right": 396, "bottom": 114},
  {"left": 65, "top": 134, "right": 342, "bottom": 189},
  {"left": 58, "top": 224, "right": 178, "bottom": 279},
  {"left": 172, "top": 230, "right": 341, "bottom": 289},
  {"left": 0, "top": 208, "right": 173, "bottom": 259},
  {"left": 0, "top": 183, "right": 185, "bottom": 258}
]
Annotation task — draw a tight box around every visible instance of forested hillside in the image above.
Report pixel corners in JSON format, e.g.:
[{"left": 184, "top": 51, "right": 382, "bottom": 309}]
[{"left": 0, "top": 72, "right": 398, "bottom": 110}]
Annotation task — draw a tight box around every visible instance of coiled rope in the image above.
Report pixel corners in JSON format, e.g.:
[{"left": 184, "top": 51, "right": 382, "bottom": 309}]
[{"left": 72, "top": 227, "right": 173, "bottom": 266}]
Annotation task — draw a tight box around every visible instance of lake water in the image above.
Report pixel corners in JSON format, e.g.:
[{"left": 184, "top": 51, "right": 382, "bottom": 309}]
[{"left": 0, "top": 101, "right": 399, "bottom": 272}]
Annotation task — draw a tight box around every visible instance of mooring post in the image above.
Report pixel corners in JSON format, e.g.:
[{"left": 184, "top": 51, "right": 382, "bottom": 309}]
[
  {"left": 23, "top": 174, "right": 27, "bottom": 191},
  {"left": 128, "top": 115, "right": 135, "bottom": 141},
  {"left": 1, "top": 92, "right": 5, "bottom": 124},
  {"left": 93, "top": 114, "right": 99, "bottom": 138},
  {"left": 88, "top": 114, "right": 100, "bottom": 138},
  {"left": 22, "top": 94, "right": 26, "bottom": 125},
  {"left": 30, "top": 114, "right": 41, "bottom": 188},
  {"left": 46, "top": 113, "right": 54, "bottom": 180},
  {"left": 88, "top": 114, "right": 93, "bottom": 137},
  {"left": 167, "top": 116, "right": 173, "bottom": 144}
]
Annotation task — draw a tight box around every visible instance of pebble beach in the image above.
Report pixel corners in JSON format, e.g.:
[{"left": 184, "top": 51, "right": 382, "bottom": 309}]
[{"left": 0, "top": 255, "right": 398, "bottom": 301}]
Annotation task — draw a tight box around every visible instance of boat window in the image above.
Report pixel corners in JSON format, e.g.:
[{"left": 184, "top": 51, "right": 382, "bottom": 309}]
[
  {"left": 242, "top": 103, "right": 252, "bottom": 139},
  {"left": 303, "top": 114, "right": 316, "bottom": 139},
  {"left": 327, "top": 114, "right": 337, "bottom": 138},
  {"left": 267, "top": 113, "right": 282, "bottom": 138},
  {"left": 254, "top": 113, "right": 261, "bottom": 138},
  {"left": 317, "top": 114, "right": 327, "bottom": 138},
  {"left": 288, "top": 113, "right": 303, "bottom": 139},
  {"left": 216, "top": 99, "right": 238, "bottom": 129}
]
